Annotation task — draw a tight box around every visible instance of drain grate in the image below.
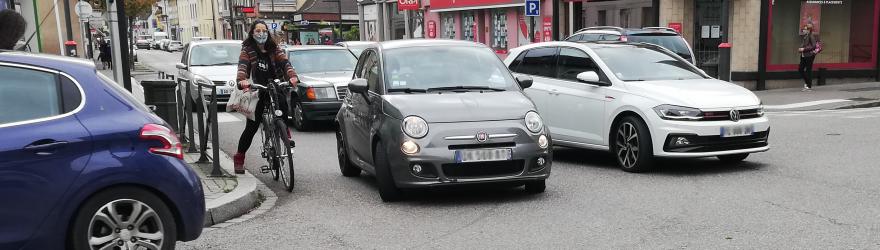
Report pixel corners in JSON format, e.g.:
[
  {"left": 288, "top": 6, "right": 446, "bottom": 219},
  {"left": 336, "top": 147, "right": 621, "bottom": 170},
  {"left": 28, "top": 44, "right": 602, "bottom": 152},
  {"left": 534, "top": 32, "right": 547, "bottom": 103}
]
[{"left": 842, "top": 87, "right": 880, "bottom": 92}]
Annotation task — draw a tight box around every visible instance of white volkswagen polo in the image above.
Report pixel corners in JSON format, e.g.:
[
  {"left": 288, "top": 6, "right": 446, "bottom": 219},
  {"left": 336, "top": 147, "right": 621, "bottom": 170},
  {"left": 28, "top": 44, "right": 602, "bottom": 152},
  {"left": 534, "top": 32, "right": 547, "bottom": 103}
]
[{"left": 504, "top": 41, "right": 769, "bottom": 172}]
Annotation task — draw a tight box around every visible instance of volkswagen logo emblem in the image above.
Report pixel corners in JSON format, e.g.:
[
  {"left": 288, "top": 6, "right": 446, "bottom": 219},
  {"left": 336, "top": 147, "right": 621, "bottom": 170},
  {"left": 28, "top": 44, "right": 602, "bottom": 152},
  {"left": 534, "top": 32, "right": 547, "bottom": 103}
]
[
  {"left": 729, "top": 109, "right": 740, "bottom": 122},
  {"left": 475, "top": 131, "right": 489, "bottom": 142}
]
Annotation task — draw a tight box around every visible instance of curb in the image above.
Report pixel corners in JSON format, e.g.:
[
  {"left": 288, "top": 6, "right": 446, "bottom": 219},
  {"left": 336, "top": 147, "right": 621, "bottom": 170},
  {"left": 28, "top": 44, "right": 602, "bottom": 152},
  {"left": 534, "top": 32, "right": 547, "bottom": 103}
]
[
  {"left": 199, "top": 148, "right": 263, "bottom": 227},
  {"left": 833, "top": 100, "right": 880, "bottom": 110}
]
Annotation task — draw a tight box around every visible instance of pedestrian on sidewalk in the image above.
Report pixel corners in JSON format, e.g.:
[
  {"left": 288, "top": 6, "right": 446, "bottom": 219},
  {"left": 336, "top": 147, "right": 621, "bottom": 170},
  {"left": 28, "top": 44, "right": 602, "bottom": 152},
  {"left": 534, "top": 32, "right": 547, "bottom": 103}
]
[
  {"left": 798, "top": 23, "right": 821, "bottom": 91},
  {"left": 0, "top": 9, "right": 27, "bottom": 50},
  {"left": 232, "top": 20, "right": 299, "bottom": 174},
  {"left": 99, "top": 41, "right": 112, "bottom": 69}
]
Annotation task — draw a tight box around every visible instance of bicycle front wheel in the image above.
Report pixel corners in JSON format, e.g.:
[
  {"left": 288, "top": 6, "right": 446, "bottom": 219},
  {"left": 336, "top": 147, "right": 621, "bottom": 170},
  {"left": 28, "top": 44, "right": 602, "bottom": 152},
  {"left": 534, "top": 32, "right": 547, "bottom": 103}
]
[
  {"left": 273, "top": 118, "right": 295, "bottom": 192},
  {"left": 262, "top": 114, "right": 280, "bottom": 181}
]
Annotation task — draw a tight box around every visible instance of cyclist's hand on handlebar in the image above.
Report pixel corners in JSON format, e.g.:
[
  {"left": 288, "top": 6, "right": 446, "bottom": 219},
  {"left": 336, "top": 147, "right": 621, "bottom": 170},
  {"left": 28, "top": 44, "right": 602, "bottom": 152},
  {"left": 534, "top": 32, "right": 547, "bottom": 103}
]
[{"left": 238, "top": 80, "right": 250, "bottom": 92}]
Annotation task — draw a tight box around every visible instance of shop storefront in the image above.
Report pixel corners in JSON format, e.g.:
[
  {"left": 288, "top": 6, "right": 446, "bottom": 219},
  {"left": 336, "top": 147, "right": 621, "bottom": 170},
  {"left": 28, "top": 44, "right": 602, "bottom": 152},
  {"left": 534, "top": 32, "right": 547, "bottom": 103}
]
[
  {"left": 766, "top": 0, "right": 879, "bottom": 71},
  {"left": 660, "top": 0, "right": 880, "bottom": 89},
  {"left": 424, "top": 0, "right": 555, "bottom": 58}
]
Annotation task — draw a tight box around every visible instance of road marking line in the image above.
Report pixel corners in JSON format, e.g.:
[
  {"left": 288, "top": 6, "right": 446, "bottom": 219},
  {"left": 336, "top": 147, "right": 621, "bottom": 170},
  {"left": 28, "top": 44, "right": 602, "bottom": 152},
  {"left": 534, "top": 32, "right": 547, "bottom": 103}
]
[{"left": 763, "top": 99, "right": 851, "bottom": 110}]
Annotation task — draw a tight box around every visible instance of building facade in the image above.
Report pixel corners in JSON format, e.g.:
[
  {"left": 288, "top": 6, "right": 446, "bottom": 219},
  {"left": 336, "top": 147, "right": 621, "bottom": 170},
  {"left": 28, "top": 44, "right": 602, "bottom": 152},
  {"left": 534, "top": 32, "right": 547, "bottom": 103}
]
[
  {"left": 661, "top": 0, "right": 880, "bottom": 89},
  {"left": 421, "top": 0, "right": 555, "bottom": 58}
]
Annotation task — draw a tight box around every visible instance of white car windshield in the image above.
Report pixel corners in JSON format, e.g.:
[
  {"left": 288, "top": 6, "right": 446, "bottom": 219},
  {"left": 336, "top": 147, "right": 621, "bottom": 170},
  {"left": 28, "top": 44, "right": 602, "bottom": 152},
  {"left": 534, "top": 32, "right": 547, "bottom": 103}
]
[
  {"left": 190, "top": 44, "right": 240, "bottom": 66},
  {"left": 593, "top": 46, "right": 706, "bottom": 82},
  {"left": 383, "top": 46, "right": 517, "bottom": 92},
  {"left": 289, "top": 49, "right": 357, "bottom": 73}
]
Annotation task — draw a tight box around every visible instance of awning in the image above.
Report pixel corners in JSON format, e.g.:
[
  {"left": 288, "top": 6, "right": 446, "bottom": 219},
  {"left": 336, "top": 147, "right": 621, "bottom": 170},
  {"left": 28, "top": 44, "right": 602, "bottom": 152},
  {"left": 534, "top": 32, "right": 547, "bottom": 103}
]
[
  {"left": 430, "top": 3, "right": 524, "bottom": 12},
  {"left": 429, "top": 0, "right": 524, "bottom": 12}
]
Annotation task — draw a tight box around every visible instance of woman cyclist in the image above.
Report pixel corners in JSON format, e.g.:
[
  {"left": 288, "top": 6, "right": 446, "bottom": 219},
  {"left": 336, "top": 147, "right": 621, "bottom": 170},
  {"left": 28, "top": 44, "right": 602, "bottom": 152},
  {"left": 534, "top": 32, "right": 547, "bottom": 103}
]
[{"left": 233, "top": 20, "right": 299, "bottom": 174}]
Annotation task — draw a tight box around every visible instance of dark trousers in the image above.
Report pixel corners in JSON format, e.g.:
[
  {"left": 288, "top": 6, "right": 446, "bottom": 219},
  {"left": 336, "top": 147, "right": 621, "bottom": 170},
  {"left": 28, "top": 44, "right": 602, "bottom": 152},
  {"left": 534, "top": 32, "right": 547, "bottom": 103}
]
[
  {"left": 798, "top": 55, "right": 816, "bottom": 88},
  {"left": 237, "top": 93, "right": 267, "bottom": 153}
]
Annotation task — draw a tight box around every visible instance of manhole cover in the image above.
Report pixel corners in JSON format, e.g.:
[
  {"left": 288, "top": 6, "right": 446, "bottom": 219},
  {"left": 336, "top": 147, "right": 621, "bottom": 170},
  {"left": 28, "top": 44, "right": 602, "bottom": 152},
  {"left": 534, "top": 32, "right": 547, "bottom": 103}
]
[{"left": 842, "top": 87, "right": 880, "bottom": 92}]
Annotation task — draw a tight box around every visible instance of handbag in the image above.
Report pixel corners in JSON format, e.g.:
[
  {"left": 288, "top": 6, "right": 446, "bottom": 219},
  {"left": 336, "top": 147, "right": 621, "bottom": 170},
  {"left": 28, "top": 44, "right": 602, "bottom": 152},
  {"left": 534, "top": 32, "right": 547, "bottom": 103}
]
[
  {"left": 226, "top": 87, "right": 260, "bottom": 121},
  {"left": 812, "top": 41, "right": 824, "bottom": 54}
]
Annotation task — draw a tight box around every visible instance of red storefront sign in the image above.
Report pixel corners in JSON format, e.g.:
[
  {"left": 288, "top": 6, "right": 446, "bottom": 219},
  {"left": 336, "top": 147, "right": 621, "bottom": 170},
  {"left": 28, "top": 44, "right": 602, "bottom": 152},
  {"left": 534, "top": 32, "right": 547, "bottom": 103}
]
[
  {"left": 667, "top": 22, "right": 682, "bottom": 33},
  {"left": 398, "top": 0, "right": 419, "bottom": 11},
  {"left": 430, "top": 0, "right": 519, "bottom": 10},
  {"left": 240, "top": 7, "right": 255, "bottom": 13},
  {"left": 427, "top": 21, "right": 436, "bottom": 38},
  {"left": 543, "top": 17, "right": 552, "bottom": 42}
]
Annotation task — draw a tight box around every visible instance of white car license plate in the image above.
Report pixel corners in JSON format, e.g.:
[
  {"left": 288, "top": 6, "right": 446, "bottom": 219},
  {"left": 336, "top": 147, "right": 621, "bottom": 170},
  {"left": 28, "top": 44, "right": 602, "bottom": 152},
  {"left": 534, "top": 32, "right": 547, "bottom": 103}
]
[
  {"left": 720, "top": 125, "right": 754, "bottom": 138},
  {"left": 455, "top": 148, "right": 512, "bottom": 163},
  {"left": 219, "top": 88, "right": 232, "bottom": 95}
]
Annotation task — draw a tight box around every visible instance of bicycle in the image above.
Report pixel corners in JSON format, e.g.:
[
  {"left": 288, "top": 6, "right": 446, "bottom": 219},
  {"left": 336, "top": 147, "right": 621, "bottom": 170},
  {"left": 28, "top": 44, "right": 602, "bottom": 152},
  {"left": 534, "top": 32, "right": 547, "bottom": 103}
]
[{"left": 249, "top": 79, "right": 296, "bottom": 192}]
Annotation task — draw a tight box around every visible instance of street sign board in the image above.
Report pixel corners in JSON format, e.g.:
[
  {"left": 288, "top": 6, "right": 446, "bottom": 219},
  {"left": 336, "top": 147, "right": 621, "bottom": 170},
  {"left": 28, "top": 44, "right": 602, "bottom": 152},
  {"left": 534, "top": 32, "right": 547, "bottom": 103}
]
[
  {"left": 271, "top": 23, "right": 279, "bottom": 30},
  {"left": 74, "top": 0, "right": 93, "bottom": 18},
  {"left": 398, "top": 0, "right": 419, "bottom": 11},
  {"left": 525, "top": 0, "right": 540, "bottom": 16},
  {"left": 299, "top": 20, "right": 310, "bottom": 25}
]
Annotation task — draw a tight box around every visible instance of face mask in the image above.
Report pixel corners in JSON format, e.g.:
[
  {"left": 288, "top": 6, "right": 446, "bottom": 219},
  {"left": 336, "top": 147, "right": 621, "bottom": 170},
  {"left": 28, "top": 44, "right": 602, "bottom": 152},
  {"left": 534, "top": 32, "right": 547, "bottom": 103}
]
[{"left": 254, "top": 32, "right": 268, "bottom": 44}]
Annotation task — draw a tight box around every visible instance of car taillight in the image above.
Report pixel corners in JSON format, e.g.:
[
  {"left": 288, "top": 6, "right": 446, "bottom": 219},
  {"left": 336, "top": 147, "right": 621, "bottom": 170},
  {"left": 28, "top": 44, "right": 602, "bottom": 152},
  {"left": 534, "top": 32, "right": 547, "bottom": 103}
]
[
  {"left": 306, "top": 87, "right": 316, "bottom": 100},
  {"left": 620, "top": 36, "right": 628, "bottom": 42},
  {"left": 139, "top": 124, "right": 184, "bottom": 159}
]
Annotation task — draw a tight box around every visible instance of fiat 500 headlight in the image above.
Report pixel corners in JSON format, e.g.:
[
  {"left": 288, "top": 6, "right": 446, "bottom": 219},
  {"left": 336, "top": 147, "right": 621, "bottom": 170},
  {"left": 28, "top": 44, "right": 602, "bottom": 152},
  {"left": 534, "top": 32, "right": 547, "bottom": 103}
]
[
  {"left": 402, "top": 116, "right": 428, "bottom": 138},
  {"left": 525, "top": 111, "right": 543, "bottom": 133}
]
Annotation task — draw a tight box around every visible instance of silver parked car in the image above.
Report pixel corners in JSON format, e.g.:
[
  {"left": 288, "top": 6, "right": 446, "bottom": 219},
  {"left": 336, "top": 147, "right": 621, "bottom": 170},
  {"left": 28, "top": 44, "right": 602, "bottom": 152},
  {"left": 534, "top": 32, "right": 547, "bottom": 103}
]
[{"left": 335, "top": 40, "right": 552, "bottom": 202}]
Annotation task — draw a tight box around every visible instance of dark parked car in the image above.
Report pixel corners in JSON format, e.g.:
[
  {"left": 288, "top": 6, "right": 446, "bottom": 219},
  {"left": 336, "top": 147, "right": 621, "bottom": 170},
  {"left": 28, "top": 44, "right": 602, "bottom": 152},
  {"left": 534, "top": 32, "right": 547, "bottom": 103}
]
[
  {"left": 285, "top": 45, "right": 358, "bottom": 130},
  {"left": 335, "top": 40, "right": 552, "bottom": 202},
  {"left": 0, "top": 51, "right": 204, "bottom": 249},
  {"left": 565, "top": 26, "right": 696, "bottom": 64}
]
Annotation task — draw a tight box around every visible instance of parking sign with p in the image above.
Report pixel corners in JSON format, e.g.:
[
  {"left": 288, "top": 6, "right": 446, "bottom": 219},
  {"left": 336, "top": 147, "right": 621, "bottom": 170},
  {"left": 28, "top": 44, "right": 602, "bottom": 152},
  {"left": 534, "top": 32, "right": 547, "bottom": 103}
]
[{"left": 525, "top": 0, "right": 540, "bottom": 16}]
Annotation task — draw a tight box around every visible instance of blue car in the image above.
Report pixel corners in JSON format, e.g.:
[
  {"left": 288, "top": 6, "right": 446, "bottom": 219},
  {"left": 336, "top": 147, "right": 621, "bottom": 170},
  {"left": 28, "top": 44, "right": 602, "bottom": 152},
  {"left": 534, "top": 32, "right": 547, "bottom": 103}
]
[{"left": 0, "top": 52, "right": 204, "bottom": 249}]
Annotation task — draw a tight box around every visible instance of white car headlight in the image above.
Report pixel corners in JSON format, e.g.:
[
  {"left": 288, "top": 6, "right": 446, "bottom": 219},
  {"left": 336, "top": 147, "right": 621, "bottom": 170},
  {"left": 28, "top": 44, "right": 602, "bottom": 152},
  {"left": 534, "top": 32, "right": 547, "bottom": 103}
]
[
  {"left": 192, "top": 74, "right": 213, "bottom": 88},
  {"left": 525, "top": 111, "right": 543, "bottom": 133},
  {"left": 402, "top": 116, "right": 428, "bottom": 138},
  {"left": 653, "top": 104, "right": 703, "bottom": 121}
]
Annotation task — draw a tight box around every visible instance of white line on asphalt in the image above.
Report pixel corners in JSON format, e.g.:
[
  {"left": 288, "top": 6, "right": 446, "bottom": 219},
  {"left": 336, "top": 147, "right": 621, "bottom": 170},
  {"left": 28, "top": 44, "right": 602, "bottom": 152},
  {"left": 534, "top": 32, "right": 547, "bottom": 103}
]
[
  {"left": 843, "top": 116, "right": 874, "bottom": 119},
  {"left": 763, "top": 99, "right": 851, "bottom": 110}
]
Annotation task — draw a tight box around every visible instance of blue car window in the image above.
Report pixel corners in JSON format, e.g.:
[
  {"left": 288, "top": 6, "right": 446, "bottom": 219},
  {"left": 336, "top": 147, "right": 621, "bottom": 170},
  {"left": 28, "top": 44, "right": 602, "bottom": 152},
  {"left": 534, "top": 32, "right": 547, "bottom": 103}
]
[{"left": 0, "top": 65, "right": 61, "bottom": 124}]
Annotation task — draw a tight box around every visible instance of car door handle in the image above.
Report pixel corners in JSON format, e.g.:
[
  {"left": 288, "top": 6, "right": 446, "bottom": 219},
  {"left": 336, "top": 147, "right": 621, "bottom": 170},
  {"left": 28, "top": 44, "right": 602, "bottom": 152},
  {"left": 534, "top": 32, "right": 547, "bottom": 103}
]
[
  {"left": 549, "top": 89, "right": 559, "bottom": 95},
  {"left": 24, "top": 140, "right": 69, "bottom": 155}
]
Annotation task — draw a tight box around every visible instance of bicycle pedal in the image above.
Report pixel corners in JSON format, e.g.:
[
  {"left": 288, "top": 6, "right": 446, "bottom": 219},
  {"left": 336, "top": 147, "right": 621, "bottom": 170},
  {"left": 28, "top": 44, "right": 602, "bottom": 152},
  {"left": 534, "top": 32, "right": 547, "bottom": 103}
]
[{"left": 260, "top": 165, "right": 271, "bottom": 173}]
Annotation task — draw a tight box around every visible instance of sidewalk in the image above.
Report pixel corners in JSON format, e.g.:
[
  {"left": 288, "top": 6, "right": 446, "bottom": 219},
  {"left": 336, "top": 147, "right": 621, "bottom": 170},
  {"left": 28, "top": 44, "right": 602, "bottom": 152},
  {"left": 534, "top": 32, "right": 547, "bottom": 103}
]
[
  {"left": 98, "top": 64, "right": 270, "bottom": 228},
  {"left": 755, "top": 81, "right": 880, "bottom": 111}
]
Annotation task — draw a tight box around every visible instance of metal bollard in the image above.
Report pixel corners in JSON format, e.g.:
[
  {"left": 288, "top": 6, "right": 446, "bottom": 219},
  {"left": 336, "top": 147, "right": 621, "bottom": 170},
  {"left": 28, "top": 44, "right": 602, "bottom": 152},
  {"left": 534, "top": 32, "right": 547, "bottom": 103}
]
[
  {"left": 158, "top": 71, "right": 165, "bottom": 79},
  {"left": 196, "top": 84, "right": 209, "bottom": 163},
  {"left": 209, "top": 86, "right": 222, "bottom": 177},
  {"left": 184, "top": 80, "right": 197, "bottom": 153},
  {"left": 176, "top": 79, "right": 187, "bottom": 144}
]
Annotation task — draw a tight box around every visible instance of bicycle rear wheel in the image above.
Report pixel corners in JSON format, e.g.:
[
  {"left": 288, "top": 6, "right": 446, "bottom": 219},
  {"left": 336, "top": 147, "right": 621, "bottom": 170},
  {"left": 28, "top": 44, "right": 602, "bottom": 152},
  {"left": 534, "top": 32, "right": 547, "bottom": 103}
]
[{"left": 273, "top": 118, "right": 295, "bottom": 192}]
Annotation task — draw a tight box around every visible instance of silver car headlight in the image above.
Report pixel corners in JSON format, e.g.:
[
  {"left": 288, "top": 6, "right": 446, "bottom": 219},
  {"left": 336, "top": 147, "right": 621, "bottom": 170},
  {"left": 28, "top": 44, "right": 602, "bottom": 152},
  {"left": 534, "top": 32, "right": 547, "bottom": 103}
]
[
  {"left": 306, "top": 86, "right": 337, "bottom": 100},
  {"left": 653, "top": 104, "right": 702, "bottom": 121},
  {"left": 525, "top": 111, "right": 543, "bottom": 133},
  {"left": 402, "top": 116, "right": 428, "bottom": 139}
]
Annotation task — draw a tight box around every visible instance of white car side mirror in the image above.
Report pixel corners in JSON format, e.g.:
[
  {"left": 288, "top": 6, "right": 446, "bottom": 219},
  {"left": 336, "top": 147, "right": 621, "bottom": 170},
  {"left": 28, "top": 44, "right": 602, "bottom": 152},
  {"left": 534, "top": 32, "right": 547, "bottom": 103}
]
[{"left": 576, "top": 71, "right": 601, "bottom": 84}]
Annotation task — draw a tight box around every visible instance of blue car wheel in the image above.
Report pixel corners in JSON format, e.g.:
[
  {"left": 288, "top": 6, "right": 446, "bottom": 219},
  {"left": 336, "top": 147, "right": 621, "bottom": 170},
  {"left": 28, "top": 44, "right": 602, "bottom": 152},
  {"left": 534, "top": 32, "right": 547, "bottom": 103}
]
[{"left": 70, "top": 187, "right": 178, "bottom": 250}]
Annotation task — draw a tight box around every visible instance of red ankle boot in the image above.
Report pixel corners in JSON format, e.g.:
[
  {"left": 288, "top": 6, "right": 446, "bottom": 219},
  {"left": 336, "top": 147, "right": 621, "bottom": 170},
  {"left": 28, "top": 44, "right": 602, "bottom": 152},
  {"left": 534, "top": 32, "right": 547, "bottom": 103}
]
[{"left": 233, "top": 153, "right": 245, "bottom": 174}]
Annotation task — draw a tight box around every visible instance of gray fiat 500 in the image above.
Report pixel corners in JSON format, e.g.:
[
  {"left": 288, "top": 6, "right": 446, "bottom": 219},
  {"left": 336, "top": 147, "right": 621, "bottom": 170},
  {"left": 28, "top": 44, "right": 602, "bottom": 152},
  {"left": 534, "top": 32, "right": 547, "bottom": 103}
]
[{"left": 335, "top": 40, "right": 552, "bottom": 202}]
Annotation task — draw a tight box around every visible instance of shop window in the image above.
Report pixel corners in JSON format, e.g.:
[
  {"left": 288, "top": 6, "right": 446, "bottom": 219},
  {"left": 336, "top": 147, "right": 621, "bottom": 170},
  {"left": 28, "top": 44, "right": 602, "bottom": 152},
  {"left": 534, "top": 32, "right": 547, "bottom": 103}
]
[
  {"left": 462, "top": 12, "right": 476, "bottom": 41},
  {"left": 768, "top": 0, "right": 879, "bottom": 70},
  {"left": 492, "top": 11, "right": 508, "bottom": 49},
  {"left": 442, "top": 15, "right": 456, "bottom": 39}
]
